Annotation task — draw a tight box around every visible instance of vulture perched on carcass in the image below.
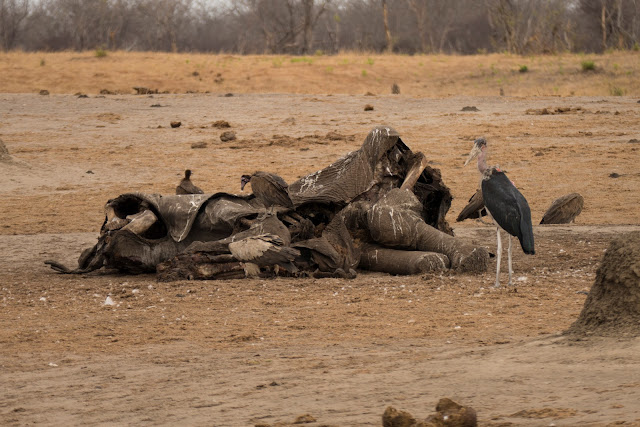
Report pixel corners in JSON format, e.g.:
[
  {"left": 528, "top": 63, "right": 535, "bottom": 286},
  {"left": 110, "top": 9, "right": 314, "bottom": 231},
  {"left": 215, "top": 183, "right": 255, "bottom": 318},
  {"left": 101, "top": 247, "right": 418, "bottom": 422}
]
[
  {"left": 228, "top": 233, "right": 300, "bottom": 276},
  {"left": 176, "top": 169, "right": 204, "bottom": 195},
  {"left": 241, "top": 171, "right": 293, "bottom": 208}
]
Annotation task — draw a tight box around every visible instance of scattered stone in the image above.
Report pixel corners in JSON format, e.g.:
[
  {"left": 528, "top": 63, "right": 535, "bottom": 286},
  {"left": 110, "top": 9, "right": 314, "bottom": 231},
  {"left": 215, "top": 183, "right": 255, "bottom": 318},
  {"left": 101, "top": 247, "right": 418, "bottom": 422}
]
[
  {"left": 214, "top": 73, "right": 224, "bottom": 84},
  {"left": 293, "top": 414, "right": 316, "bottom": 424},
  {"left": 39, "top": 89, "right": 49, "bottom": 95},
  {"left": 133, "top": 87, "right": 158, "bottom": 95},
  {"left": 364, "top": 91, "right": 376, "bottom": 96},
  {"left": 191, "top": 141, "right": 208, "bottom": 149},
  {"left": 220, "top": 131, "right": 237, "bottom": 142},
  {"left": 629, "top": 138, "right": 639, "bottom": 144},
  {"left": 212, "top": 120, "right": 231, "bottom": 128},
  {"left": 282, "top": 117, "right": 296, "bottom": 125},
  {"left": 170, "top": 121, "right": 182, "bottom": 128},
  {"left": 392, "top": 83, "right": 400, "bottom": 94},
  {"left": 526, "top": 106, "right": 584, "bottom": 115},
  {"left": 461, "top": 106, "right": 479, "bottom": 112},
  {"left": 383, "top": 398, "right": 477, "bottom": 427},
  {"left": 150, "top": 104, "right": 164, "bottom": 108},
  {"left": 100, "top": 89, "right": 116, "bottom": 95},
  {"left": 382, "top": 406, "right": 416, "bottom": 427},
  {"left": 364, "top": 104, "right": 374, "bottom": 111},
  {"left": 325, "top": 131, "right": 346, "bottom": 141},
  {"left": 192, "top": 71, "right": 199, "bottom": 76}
]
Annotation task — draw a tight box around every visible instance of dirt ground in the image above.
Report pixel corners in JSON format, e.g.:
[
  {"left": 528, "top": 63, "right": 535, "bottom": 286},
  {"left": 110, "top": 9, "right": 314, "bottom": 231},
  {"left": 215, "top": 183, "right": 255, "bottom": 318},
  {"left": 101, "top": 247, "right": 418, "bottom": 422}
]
[{"left": 1, "top": 92, "right": 640, "bottom": 426}]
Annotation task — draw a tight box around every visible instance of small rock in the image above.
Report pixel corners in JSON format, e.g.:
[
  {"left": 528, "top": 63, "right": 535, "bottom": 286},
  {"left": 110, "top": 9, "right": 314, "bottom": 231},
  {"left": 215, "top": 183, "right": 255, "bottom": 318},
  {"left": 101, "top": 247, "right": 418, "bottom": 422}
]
[
  {"left": 364, "top": 91, "right": 376, "bottom": 96},
  {"left": 364, "top": 104, "right": 374, "bottom": 111},
  {"left": 391, "top": 83, "right": 400, "bottom": 94},
  {"left": 133, "top": 87, "right": 158, "bottom": 95},
  {"left": 192, "top": 71, "right": 199, "bottom": 76},
  {"left": 629, "top": 139, "right": 639, "bottom": 144},
  {"left": 382, "top": 406, "right": 415, "bottom": 427},
  {"left": 499, "top": 87, "right": 505, "bottom": 96},
  {"left": 220, "top": 131, "right": 236, "bottom": 142},
  {"left": 461, "top": 106, "right": 479, "bottom": 112},
  {"left": 212, "top": 120, "right": 231, "bottom": 128},
  {"left": 170, "top": 121, "right": 182, "bottom": 128},
  {"left": 150, "top": 104, "right": 163, "bottom": 107},
  {"left": 86, "top": 170, "right": 94, "bottom": 174},
  {"left": 191, "top": 141, "right": 208, "bottom": 149},
  {"left": 39, "top": 89, "right": 49, "bottom": 95},
  {"left": 325, "top": 131, "right": 344, "bottom": 141},
  {"left": 103, "top": 296, "right": 116, "bottom": 306},
  {"left": 100, "top": 89, "right": 116, "bottom": 95},
  {"left": 609, "top": 172, "right": 621, "bottom": 178},
  {"left": 293, "top": 414, "right": 316, "bottom": 424},
  {"left": 224, "top": 93, "right": 234, "bottom": 97}
]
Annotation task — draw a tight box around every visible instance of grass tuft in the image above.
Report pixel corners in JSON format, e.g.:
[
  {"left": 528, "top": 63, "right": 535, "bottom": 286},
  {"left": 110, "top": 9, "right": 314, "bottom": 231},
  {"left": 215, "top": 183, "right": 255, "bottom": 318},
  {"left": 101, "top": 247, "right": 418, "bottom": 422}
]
[{"left": 581, "top": 60, "right": 595, "bottom": 72}]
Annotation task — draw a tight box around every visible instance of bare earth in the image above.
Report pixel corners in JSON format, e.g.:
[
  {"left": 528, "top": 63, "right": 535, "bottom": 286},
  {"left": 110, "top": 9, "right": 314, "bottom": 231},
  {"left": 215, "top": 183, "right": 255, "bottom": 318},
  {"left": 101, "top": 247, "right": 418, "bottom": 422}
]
[{"left": 1, "top": 93, "right": 640, "bottom": 426}]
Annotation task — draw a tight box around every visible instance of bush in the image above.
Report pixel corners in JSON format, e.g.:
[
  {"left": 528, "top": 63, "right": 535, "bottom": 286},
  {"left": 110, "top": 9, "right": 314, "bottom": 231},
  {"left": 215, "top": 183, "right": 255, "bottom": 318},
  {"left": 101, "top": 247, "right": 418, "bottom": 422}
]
[
  {"left": 95, "top": 47, "right": 108, "bottom": 58},
  {"left": 581, "top": 60, "right": 595, "bottom": 71},
  {"left": 609, "top": 85, "right": 624, "bottom": 96},
  {"left": 519, "top": 65, "right": 528, "bottom": 73}
]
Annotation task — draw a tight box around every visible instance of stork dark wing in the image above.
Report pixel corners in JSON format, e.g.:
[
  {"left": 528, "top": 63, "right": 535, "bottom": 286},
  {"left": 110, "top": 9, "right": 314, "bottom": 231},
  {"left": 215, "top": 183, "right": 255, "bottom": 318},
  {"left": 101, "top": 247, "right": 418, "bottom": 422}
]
[
  {"left": 250, "top": 171, "right": 293, "bottom": 208},
  {"left": 540, "top": 193, "right": 584, "bottom": 224},
  {"left": 456, "top": 188, "right": 487, "bottom": 222},
  {"left": 482, "top": 170, "right": 534, "bottom": 254}
]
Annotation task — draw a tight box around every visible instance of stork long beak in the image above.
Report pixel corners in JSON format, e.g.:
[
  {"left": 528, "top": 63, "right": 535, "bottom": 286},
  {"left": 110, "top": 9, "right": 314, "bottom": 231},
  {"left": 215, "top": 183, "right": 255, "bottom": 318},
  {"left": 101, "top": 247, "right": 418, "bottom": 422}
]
[{"left": 464, "top": 144, "right": 482, "bottom": 166}]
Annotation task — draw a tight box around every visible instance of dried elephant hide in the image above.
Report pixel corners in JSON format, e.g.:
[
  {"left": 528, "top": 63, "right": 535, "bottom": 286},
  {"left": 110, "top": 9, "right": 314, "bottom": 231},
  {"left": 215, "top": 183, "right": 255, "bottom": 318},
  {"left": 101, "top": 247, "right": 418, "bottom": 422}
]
[{"left": 46, "top": 126, "right": 488, "bottom": 279}]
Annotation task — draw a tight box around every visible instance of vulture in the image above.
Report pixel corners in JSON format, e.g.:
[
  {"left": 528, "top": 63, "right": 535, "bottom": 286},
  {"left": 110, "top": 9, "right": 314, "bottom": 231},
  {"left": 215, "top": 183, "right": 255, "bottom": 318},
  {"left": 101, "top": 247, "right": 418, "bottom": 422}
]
[
  {"left": 540, "top": 193, "right": 584, "bottom": 224},
  {"left": 228, "top": 234, "right": 300, "bottom": 275},
  {"left": 456, "top": 188, "right": 487, "bottom": 222},
  {"left": 241, "top": 171, "right": 293, "bottom": 208},
  {"left": 176, "top": 169, "right": 204, "bottom": 195}
]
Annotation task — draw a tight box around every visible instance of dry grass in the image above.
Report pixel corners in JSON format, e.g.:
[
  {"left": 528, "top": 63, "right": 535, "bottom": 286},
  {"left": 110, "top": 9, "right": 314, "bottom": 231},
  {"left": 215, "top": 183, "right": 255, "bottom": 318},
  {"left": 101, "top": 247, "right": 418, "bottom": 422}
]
[{"left": 1, "top": 50, "right": 639, "bottom": 97}]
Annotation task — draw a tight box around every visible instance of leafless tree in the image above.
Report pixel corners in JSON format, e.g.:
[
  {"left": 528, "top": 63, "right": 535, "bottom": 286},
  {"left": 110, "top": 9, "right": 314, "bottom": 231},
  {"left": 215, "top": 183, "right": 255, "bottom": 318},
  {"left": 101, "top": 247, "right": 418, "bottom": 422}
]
[{"left": 0, "top": 0, "right": 29, "bottom": 51}]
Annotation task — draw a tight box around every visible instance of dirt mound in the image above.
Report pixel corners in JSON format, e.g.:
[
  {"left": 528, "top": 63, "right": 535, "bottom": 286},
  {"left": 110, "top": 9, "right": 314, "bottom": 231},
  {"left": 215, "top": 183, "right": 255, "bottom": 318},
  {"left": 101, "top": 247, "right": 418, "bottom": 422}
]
[{"left": 568, "top": 232, "right": 640, "bottom": 337}]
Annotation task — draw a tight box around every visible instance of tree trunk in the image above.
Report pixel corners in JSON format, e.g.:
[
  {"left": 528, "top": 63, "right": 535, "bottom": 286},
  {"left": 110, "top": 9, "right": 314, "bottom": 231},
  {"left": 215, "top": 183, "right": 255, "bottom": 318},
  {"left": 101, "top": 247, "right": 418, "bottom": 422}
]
[
  {"left": 382, "top": 0, "right": 393, "bottom": 52},
  {"left": 601, "top": 1, "right": 607, "bottom": 50}
]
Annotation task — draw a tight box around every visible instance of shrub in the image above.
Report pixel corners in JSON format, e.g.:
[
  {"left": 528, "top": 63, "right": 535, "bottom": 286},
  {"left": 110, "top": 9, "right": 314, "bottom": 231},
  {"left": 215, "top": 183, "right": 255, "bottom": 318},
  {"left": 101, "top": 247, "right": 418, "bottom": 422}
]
[
  {"left": 609, "top": 85, "right": 624, "bottom": 96},
  {"left": 361, "top": 69, "right": 367, "bottom": 77},
  {"left": 581, "top": 60, "right": 595, "bottom": 71},
  {"left": 519, "top": 65, "right": 528, "bottom": 73},
  {"left": 95, "top": 47, "right": 108, "bottom": 58}
]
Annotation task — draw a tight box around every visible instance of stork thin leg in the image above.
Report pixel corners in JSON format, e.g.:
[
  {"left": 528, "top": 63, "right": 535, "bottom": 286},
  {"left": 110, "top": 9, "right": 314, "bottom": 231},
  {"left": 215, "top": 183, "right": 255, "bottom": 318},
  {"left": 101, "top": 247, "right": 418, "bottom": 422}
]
[
  {"left": 507, "top": 235, "right": 513, "bottom": 286},
  {"left": 494, "top": 226, "right": 502, "bottom": 287}
]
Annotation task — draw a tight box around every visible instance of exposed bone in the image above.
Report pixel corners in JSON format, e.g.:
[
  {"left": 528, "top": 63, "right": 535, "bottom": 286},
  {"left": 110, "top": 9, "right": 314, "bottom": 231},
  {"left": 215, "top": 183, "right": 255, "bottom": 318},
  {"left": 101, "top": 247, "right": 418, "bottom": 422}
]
[
  {"left": 400, "top": 152, "right": 428, "bottom": 191},
  {"left": 122, "top": 210, "right": 157, "bottom": 235}
]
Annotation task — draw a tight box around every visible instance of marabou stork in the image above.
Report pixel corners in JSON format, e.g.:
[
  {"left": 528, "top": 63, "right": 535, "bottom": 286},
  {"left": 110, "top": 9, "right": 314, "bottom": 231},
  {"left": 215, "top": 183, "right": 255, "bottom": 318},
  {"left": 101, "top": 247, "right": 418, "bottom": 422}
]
[
  {"left": 464, "top": 137, "right": 535, "bottom": 287},
  {"left": 241, "top": 171, "right": 293, "bottom": 208},
  {"left": 176, "top": 169, "right": 204, "bottom": 195}
]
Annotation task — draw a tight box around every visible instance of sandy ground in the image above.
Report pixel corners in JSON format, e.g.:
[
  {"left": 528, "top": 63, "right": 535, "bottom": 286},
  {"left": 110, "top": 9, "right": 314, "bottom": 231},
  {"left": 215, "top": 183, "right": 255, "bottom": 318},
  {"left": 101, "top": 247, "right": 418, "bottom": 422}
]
[{"left": 1, "top": 93, "right": 640, "bottom": 426}]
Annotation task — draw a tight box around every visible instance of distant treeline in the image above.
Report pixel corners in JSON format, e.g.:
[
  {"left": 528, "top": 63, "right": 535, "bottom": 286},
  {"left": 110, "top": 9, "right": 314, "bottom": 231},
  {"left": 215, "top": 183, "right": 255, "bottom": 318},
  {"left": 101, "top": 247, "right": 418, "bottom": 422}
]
[{"left": 1, "top": 0, "right": 640, "bottom": 54}]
